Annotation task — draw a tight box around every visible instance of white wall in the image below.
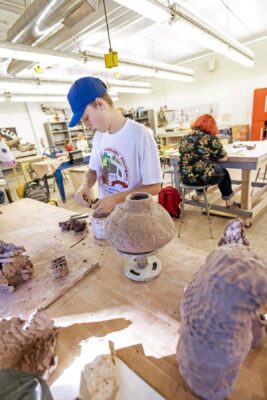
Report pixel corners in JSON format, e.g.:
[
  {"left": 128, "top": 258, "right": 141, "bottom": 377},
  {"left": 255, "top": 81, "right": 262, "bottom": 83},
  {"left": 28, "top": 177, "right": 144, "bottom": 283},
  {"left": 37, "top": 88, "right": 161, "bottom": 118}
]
[
  {"left": 0, "top": 102, "right": 36, "bottom": 144},
  {"left": 0, "top": 100, "right": 70, "bottom": 153},
  {"left": 117, "top": 39, "right": 267, "bottom": 127}
]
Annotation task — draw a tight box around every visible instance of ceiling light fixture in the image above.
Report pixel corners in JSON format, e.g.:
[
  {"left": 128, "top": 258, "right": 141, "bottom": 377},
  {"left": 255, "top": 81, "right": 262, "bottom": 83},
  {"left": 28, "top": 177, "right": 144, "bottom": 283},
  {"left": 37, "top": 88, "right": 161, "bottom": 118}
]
[
  {"left": 8, "top": 94, "right": 119, "bottom": 103},
  {"left": 113, "top": 0, "right": 170, "bottom": 23},
  {"left": 82, "top": 47, "right": 194, "bottom": 81},
  {"left": 0, "top": 40, "right": 83, "bottom": 66},
  {"left": 112, "top": 0, "right": 254, "bottom": 67}
]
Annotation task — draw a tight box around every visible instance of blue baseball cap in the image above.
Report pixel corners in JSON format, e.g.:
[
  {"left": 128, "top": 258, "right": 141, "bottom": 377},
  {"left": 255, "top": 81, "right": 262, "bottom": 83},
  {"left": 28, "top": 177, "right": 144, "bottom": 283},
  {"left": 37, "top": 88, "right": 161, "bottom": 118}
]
[{"left": 67, "top": 77, "right": 107, "bottom": 127}]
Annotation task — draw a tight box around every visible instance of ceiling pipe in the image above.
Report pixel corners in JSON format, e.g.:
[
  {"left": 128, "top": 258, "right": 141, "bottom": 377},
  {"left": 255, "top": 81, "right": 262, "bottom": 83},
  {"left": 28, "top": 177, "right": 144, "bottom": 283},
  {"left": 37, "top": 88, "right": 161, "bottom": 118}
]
[{"left": 6, "top": 0, "right": 98, "bottom": 75}]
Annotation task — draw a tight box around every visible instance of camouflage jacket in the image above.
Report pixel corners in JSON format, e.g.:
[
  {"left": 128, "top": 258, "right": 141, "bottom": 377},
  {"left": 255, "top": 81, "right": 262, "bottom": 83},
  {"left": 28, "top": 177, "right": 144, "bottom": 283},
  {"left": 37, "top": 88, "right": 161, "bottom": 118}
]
[{"left": 178, "top": 129, "right": 226, "bottom": 184}]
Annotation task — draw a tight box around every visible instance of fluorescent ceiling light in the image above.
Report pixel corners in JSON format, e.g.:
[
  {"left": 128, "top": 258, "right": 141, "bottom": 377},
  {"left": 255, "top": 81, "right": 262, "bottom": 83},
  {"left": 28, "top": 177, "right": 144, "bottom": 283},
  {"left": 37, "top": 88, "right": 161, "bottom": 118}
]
[
  {"left": 155, "top": 70, "right": 194, "bottom": 82},
  {"left": 9, "top": 94, "right": 118, "bottom": 103},
  {"left": 226, "top": 48, "right": 254, "bottom": 67},
  {"left": 10, "top": 95, "right": 68, "bottom": 102},
  {"left": 171, "top": 21, "right": 228, "bottom": 54},
  {"left": 111, "top": 86, "right": 151, "bottom": 94},
  {"left": 112, "top": 0, "right": 254, "bottom": 67},
  {"left": 104, "top": 79, "right": 151, "bottom": 88},
  {"left": 0, "top": 40, "right": 82, "bottom": 66},
  {"left": 112, "top": 0, "right": 170, "bottom": 23}
]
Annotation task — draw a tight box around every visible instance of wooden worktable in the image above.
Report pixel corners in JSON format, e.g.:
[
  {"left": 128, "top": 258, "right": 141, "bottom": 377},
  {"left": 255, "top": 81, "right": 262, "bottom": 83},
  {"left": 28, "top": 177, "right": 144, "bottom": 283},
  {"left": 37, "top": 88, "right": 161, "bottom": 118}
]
[
  {"left": 170, "top": 141, "right": 267, "bottom": 221},
  {"left": 0, "top": 199, "right": 266, "bottom": 399}
]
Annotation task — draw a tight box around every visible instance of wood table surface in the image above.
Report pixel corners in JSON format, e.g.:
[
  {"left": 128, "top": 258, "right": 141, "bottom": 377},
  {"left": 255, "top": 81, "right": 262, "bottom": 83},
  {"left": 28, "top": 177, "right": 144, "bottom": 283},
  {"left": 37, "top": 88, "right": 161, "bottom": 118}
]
[{"left": 0, "top": 199, "right": 266, "bottom": 399}]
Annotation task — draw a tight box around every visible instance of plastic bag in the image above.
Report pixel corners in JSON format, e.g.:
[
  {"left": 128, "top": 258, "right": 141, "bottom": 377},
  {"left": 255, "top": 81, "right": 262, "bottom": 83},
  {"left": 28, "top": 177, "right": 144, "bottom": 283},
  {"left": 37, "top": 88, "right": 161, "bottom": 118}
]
[{"left": 0, "top": 369, "right": 54, "bottom": 400}]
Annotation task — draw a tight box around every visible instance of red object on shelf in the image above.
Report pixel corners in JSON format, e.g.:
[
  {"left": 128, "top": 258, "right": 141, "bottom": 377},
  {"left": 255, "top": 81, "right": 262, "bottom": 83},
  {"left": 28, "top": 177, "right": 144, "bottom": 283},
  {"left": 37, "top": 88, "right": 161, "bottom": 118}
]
[{"left": 251, "top": 88, "right": 267, "bottom": 141}]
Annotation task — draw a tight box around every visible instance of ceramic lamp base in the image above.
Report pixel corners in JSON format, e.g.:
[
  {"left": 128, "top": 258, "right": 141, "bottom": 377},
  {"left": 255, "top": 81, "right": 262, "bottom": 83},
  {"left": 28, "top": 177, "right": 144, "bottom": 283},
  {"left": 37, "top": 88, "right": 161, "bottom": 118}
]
[{"left": 123, "top": 254, "right": 162, "bottom": 282}]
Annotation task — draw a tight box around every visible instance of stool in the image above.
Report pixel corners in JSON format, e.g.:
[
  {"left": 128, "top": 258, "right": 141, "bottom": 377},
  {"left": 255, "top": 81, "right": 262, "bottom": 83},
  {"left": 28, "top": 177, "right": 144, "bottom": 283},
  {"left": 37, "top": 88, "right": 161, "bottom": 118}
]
[
  {"left": 162, "top": 167, "right": 175, "bottom": 187},
  {"left": 251, "top": 164, "right": 267, "bottom": 196},
  {"left": 178, "top": 183, "right": 213, "bottom": 239}
]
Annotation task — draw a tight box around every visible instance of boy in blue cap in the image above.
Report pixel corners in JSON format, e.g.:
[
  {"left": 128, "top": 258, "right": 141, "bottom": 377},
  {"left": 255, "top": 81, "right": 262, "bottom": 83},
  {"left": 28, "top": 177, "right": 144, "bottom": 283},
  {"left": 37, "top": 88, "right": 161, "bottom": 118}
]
[{"left": 67, "top": 76, "right": 161, "bottom": 215}]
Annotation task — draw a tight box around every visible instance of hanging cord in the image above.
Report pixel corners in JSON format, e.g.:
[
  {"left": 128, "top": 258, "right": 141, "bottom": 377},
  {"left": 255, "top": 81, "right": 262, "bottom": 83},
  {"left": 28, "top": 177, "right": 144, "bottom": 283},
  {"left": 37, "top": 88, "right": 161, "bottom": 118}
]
[{"left": 103, "top": 0, "right": 112, "bottom": 52}]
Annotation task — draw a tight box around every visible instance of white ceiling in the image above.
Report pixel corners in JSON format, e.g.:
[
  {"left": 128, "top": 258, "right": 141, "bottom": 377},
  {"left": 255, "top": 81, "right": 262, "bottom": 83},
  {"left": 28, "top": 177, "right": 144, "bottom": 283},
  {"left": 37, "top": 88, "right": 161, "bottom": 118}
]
[{"left": 0, "top": 0, "right": 266, "bottom": 85}]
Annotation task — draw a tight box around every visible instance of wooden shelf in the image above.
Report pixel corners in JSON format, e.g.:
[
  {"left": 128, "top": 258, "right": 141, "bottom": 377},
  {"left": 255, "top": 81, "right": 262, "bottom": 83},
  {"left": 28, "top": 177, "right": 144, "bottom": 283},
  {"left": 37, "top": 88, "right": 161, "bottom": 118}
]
[{"left": 52, "top": 129, "right": 68, "bottom": 133}]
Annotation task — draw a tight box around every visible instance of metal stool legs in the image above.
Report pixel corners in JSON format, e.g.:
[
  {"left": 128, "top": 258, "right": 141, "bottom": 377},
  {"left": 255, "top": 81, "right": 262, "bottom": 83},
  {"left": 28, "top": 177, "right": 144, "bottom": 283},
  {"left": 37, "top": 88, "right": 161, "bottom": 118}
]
[
  {"left": 203, "top": 188, "right": 213, "bottom": 239},
  {"left": 178, "top": 187, "right": 213, "bottom": 239},
  {"left": 178, "top": 187, "right": 185, "bottom": 238}
]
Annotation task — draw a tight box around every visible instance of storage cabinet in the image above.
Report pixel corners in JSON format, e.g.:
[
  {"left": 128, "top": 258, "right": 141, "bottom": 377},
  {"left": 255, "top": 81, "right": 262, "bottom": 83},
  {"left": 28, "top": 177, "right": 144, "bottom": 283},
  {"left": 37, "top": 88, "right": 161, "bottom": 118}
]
[
  {"left": 44, "top": 121, "right": 93, "bottom": 151},
  {"left": 251, "top": 88, "right": 267, "bottom": 140}
]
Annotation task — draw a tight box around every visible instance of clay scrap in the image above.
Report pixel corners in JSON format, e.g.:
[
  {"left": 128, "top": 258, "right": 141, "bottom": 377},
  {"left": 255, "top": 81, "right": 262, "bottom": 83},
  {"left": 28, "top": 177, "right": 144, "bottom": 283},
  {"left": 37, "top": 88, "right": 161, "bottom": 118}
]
[
  {"left": 0, "top": 240, "right": 33, "bottom": 293},
  {"left": 51, "top": 255, "right": 69, "bottom": 278},
  {"left": 80, "top": 354, "right": 119, "bottom": 400},
  {"left": 218, "top": 218, "right": 249, "bottom": 246},
  {"left": 0, "top": 310, "right": 57, "bottom": 379},
  {"left": 177, "top": 244, "right": 267, "bottom": 400},
  {"left": 59, "top": 218, "right": 87, "bottom": 232}
]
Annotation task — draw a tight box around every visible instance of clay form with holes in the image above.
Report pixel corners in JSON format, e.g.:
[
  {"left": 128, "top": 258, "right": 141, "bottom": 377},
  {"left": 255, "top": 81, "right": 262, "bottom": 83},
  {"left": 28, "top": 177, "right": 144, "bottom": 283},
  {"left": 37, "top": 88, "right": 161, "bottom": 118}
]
[
  {"left": 177, "top": 245, "right": 267, "bottom": 400},
  {"left": 51, "top": 255, "right": 69, "bottom": 278},
  {"left": 105, "top": 192, "right": 175, "bottom": 254}
]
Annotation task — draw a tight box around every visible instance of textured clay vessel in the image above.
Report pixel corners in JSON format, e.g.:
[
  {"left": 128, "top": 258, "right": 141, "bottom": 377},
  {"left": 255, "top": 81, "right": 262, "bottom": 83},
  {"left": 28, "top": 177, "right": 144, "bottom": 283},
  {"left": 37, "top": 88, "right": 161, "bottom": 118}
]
[
  {"left": 105, "top": 192, "right": 175, "bottom": 254},
  {"left": 177, "top": 244, "right": 267, "bottom": 400},
  {"left": 91, "top": 213, "right": 109, "bottom": 240}
]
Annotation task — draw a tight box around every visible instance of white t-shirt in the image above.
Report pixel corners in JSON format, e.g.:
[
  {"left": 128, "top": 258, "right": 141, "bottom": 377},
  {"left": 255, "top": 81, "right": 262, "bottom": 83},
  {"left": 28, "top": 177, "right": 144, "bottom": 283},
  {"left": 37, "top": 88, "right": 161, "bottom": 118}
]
[{"left": 89, "top": 118, "right": 161, "bottom": 198}]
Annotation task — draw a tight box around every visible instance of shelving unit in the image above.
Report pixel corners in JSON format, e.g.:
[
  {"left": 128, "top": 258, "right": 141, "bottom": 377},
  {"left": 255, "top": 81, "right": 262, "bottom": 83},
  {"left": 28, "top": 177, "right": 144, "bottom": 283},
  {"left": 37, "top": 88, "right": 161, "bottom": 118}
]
[
  {"left": 123, "top": 109, "right": 156, "bottom": 136},
  {"left": 44, "top": 121, "right": 93, "bottom": 151}
]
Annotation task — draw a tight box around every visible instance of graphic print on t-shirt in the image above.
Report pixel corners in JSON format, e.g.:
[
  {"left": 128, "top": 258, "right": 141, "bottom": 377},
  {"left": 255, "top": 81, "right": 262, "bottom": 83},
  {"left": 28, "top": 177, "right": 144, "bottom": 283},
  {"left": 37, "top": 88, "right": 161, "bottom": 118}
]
[{"left": 100, "top": 147, "right": 129, "bottom": 193}]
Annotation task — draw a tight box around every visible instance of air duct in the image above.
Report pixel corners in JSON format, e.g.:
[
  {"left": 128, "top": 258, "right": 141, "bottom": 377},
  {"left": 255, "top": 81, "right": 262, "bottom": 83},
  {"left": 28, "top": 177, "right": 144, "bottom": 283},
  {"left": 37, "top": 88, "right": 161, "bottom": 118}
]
[{"left": 6, "top": 0, "right": 98, "bottom": 74}]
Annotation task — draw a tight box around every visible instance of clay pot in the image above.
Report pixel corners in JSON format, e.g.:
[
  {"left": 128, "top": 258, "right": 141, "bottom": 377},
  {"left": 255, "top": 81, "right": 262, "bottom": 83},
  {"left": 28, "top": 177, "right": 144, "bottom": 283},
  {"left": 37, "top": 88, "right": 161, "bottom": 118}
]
[
  {"left": 91, "top": 213, "right": 109, "bottom": 240},
  {"left": 105, "top": 192, "right": 175, "bottom": 254}
]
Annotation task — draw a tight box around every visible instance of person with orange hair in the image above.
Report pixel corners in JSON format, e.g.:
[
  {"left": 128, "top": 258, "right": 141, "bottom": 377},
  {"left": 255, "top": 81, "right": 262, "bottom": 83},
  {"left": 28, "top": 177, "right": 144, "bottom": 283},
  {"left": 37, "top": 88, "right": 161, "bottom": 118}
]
[{"left": 179, "top": 114, "right": 238, "bottom": 209}]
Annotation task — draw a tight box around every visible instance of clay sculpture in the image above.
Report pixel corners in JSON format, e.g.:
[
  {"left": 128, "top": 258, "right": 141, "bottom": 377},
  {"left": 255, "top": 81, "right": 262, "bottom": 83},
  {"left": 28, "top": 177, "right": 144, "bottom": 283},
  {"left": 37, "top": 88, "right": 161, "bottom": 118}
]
[
  {"left": 59, "top": 218, "right": 87, "bottom": 232},
  {"left": 0, "top": 310, "right": 57, "bottom": 379},
  {"left": 105, "top": 192, "right": 175, "bottom": 254},
  {"left": 218, "top": 218, "right": 249, "bottom": 247},
  {"left": 51, "top": 255, "right": 69, "bottom": 278},
  {"left": 0, "top": 240, "right": 33, "bottom": 292},
  {"left": 177, "top": 244, "right": 267, "bottom": 400}
]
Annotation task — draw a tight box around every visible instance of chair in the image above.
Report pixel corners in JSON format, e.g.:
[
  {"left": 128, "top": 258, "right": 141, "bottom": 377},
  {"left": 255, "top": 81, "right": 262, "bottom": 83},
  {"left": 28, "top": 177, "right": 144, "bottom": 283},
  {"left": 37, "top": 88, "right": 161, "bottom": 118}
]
[
  {"left": 162, "top": 167, "right": 175, "bottom": 187},
  {"left": 178, "top": 182, "right": 213, "bottom": 239}
]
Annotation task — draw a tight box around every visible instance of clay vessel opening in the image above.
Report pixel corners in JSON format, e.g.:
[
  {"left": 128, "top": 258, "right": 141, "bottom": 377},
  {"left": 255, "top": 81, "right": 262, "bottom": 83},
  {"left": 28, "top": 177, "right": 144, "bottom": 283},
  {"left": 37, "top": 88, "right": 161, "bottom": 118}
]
[{"left": 129, "top": 193, "right": 149, "bottom": 201}]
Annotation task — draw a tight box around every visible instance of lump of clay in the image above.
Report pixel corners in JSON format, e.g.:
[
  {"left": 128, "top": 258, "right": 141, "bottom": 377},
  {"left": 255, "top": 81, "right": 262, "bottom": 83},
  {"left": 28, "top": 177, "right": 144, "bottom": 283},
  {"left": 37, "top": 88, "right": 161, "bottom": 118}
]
[
  {"left": 51, "top": 255, "right": 69, "bottom": 278},
  {"left": 177, "top": 244, "right": 267, "bottom": 400},
  {"left": 0, "top": 310, "right": 57, "bottom": 379},
  {"left": 218, "top": 218, "right": 249, "bottom": 247},
  {"left": 105, "top": 192, "right": 175, "bottom": 254},
  {"left": 80, "top": 354, "right": 119, "bottom": 400},
  {"left": 59, "top": 218, "right": 87, "bottom": 232},
  {"left": 0, "top": 240, "right": 33, "bottom": 292}
]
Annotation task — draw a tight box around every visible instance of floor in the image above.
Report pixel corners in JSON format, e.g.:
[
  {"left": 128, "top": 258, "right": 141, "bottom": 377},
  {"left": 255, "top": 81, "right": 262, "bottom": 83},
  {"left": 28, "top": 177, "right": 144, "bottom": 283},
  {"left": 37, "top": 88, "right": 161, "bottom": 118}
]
[{"left": 2, "top": 166, "right": 267, "bottom": 258}]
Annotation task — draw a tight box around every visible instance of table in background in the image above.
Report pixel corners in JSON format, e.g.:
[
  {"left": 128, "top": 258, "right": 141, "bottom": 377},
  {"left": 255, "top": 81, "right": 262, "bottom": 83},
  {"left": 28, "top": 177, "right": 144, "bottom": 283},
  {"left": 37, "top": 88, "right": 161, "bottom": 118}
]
[
  {"left": 169, "top": 141, "right": 267, "bottom": 221},
  {"left": 54, "top": 155, "right": 90, "bottom": 202}
]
